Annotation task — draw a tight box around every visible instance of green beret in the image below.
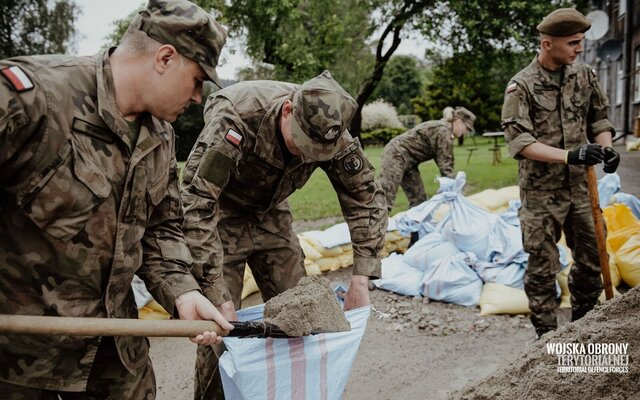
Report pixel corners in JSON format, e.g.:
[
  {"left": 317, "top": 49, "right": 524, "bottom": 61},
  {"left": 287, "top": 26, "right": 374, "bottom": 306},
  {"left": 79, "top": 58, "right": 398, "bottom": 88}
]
[{"left": 537, "top": 8, "right": 591, "bottom": 37}]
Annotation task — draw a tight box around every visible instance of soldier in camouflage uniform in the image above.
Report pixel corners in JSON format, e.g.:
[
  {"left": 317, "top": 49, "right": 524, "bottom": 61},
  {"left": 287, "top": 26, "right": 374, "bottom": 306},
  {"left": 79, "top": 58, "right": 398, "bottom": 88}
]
[
  {"left": 378, "top": 106, "right": 476, "bottom": 213},
  {"left": 0, "top": 1, "right": 233, "bottom": 398},
  {"left": 181, "top": 70, "right": 388, "bottom": 399},
  {"left": 501, "top": 8, "right": 621, "bottom": 338}
]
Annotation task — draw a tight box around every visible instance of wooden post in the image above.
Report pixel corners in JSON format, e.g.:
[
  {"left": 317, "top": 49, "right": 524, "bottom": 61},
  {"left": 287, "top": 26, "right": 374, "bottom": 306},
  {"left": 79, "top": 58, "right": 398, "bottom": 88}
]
[{"left": 586, "top": 166, "right": 614, "bottom": 300}]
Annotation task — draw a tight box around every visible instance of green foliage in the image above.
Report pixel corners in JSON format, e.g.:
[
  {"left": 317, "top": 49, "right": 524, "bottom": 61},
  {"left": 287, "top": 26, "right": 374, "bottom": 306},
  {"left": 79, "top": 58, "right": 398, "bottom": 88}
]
[
  {"left": 0, "top": 0, "right": 80, "bottom": 58},
  {"left": 222, "top": 0, "right": 373, "bottom": 89},
  {"left": 412, "top": 49, "right": 532, "bottom": 133},
  {"left": 360, "top": 127, "right": 405, "bottom": 146},
  {"left": 371, "top": 55, "right": 424, "bottom": 114}
]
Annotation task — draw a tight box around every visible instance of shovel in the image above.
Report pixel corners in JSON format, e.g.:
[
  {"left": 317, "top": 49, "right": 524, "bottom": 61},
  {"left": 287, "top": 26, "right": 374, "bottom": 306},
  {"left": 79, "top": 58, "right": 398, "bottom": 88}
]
[
  {"left": 586, "top": 165, "right": 614, "bottom": 300},
  {"left": 0, "top": 314, "right": 320, "bottom": 338}
]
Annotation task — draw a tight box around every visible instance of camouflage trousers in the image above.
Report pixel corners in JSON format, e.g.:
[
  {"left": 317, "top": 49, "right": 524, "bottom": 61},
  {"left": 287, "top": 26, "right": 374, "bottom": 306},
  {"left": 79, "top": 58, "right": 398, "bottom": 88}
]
[
  {"left": 379, "top": 151, "right": 427, "bottom": 212},
  {"left": 519, "top": 184, "right": 604, "bottom": 336},
  {"left": 194, "top": 206, "right": 306, "bottom": 400},
  {"left": 0, "top": 337, "right": 156, "bottom": 400}
]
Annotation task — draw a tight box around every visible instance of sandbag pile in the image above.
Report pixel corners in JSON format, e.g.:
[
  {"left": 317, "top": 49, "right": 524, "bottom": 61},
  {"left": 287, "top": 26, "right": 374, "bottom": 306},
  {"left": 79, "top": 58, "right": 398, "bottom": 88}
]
[{"left": 374, "top": 172, "right": 640, "bottom": 316}]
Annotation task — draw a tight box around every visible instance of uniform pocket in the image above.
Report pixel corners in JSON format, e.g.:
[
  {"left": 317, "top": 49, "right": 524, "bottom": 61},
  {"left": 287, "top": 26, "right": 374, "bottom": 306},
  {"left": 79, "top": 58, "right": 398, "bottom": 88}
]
[
  {"left": 20, "top": 142, "right": 111, "bottom": 240},
  {"left": 533, "top": 92, "right": 558, "bottom": 112}
]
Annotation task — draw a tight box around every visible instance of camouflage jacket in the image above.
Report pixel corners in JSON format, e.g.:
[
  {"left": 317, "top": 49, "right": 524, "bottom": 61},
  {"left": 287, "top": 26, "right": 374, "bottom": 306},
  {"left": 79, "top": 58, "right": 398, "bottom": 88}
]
[
  {"left": 385, "top": 120, "right": 455, "bottom": 178},
  {"left": 0, "top": 52, "right": 199, "bottom": 390},
  {"left": 181, "top": 81, "right": 388, "bottom": 304},
  {"left": 501, "top": 57, "right": 613, "bottom": 190}
]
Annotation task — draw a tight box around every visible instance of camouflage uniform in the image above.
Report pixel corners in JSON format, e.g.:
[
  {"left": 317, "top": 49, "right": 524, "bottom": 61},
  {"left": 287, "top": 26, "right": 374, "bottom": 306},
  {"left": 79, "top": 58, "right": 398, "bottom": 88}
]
[
  {"left": 501, "top": 57, "right": 613, "bottom": 335},
  {"left": 0, "top": 0, "right": 226, "bottom": 396},
  {"left": 379, "top": 120, "right": 455, "bottom": 211},
  {"left": 181, "top": 72, "right": 388, "bottom": 399}
]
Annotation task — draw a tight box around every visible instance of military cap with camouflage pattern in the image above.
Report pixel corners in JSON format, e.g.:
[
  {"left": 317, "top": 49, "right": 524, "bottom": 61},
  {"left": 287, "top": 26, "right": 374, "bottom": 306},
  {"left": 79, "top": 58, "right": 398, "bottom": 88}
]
[
  {"left": 131, "top": 0, "right": 227, "bottom": 87},
  {"left": 453, "top": 106, "right": 476, "bottom": 133},
  {"left": 537, "top": 8, "right": 591, "bottom": 37},
  {"left": 290, "top": 70, "right": 358, "bottom": 162}
]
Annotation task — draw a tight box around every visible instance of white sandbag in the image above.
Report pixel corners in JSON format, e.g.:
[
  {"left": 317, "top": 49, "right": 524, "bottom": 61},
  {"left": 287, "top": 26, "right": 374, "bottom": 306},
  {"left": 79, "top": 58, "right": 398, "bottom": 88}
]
[
  {"left": 402, "top": 232, "right": 461, "bottom": 272},
  {"left": 220, "top": 305, "right": 370, "bottom": 400},
  {"left": 298, "top": 236, "right": 323, "bottom": 261},
  {"left": 473, "top": 261, "right": 525, "bottom": 289},
  {"left": 372, "top": 253, "right": 423, "bottom": 297},
  {"left": 421, "top": 252, "right": 483, "bottom": 306}
]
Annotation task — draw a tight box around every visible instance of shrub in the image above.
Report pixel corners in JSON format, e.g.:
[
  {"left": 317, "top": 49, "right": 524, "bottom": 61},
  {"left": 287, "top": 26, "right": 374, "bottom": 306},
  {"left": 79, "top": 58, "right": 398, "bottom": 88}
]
[
  {"left": 360, "top": 127, "right": 406, "bottom": 146},
  {"left": 361, "top": 99, "right": 403, "bottom": 131}
]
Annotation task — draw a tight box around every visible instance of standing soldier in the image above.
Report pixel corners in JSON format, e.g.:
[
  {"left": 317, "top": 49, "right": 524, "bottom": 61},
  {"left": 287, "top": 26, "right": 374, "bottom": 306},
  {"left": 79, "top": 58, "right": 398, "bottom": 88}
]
[
  {"left": 501, "top": 8, "right": 620, "bottom": 339},
  {"left": 0, "top": 1, "right": 233, "bottom": 398},
  {"left": 181, "top": 70, "right": 388, "bottom": 399}
]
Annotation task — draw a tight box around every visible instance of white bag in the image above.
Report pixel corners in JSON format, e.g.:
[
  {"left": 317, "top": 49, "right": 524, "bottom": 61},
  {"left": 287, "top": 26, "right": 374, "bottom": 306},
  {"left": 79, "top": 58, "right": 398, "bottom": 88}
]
[{"left": 219, "top": 305, "right": 370, "bottom": 400}]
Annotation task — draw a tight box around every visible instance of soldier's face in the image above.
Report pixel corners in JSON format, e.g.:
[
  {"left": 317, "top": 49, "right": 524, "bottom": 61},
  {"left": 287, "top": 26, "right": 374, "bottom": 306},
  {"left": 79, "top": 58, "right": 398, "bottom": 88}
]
[
  {"left": 152, "top": 50, "right": 206, "bottom": 122},
  {"left": 452, "top": 119, "right": 468, "bottom": 138},
  {"left": 280, "top": 100, "right": 302, "bottom": 156},
  {"left": 548, "top": 33, "right": 584, "bottom": 65}
]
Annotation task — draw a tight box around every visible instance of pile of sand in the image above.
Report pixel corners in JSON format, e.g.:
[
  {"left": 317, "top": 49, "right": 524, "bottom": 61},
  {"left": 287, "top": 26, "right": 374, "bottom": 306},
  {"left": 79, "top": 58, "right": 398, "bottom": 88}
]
[
  {"left": 451, "top": 286, "right": 640, "bottom": 399},
  {"left": 263, "top": 275, "right": 351, "bottom": 337}
]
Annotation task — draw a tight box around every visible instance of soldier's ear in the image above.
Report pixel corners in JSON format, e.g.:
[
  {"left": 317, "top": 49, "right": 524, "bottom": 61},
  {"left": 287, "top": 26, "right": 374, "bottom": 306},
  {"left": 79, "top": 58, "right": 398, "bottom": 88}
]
[
  {"left": 282, "top": 99, "right": 294, "bottom": 118},
  {"left": 155, "top": 44, "right": 179, "bottom": 75}
]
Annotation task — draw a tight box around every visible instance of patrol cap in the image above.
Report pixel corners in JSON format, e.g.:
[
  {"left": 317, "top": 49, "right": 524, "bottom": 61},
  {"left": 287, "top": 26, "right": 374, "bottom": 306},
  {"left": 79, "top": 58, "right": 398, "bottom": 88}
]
[
  {"left": 290, "top": 70, "right": 358, "bottom": 162},
  {"left": 537, "top": 8, "right": 591, "bottom": 37},
  {"left": 132, "top": 0, "right": 227, "bottom": 87},
  {"left": 453, "top": 107, "right": 476, "bottom": 133}
]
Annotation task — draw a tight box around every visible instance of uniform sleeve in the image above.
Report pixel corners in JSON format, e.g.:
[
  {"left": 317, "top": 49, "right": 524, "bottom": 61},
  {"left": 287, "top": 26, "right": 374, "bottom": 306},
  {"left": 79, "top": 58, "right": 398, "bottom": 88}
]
[
  {"left": 432, "top": 126, "right": 455, "bottom": 178},
  {"left": 501, "top": 81, "right": 537, "bottom": 159},
  {"left": 180, "top": 98, "right": 244, "bottom": 305},
  {"left": 586, "top": 66, "right": 614, "bottom": 137},
  {"left": 0, "top": 64, "right": 41, "bottom": 174},
  {"left": 138, "top": 148, "right": 201, "bottom": 316},
  {"left": 323, "top": 135, "right": 388, "bottom": 279}
]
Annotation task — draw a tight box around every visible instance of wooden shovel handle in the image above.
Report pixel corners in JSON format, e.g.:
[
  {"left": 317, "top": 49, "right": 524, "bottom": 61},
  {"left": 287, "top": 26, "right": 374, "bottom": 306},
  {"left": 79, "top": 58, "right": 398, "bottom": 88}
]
[
  {"left": 0, "top": 314, "right": 228, "bottom": 337},
  {"left": 586, "top": 165, "right": 614, "bottom": 300}
]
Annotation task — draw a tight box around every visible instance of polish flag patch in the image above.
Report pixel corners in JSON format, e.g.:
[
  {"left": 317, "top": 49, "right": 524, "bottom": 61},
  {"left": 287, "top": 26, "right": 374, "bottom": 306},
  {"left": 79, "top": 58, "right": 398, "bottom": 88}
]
[
  {"left": 1, "top": 66, "right": 34, "bottom": 92},
  {"left": 506, "top": 82, "right": 517, "bottom": 93},
  {"left": 225, "top": 128, "right": 243, "bottom": 146}
]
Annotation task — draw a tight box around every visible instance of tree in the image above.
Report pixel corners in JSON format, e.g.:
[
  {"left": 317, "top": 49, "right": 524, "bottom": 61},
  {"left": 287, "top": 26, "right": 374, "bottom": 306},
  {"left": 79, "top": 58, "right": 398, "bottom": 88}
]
[
  {"left": 371, "top": 54, "right": 425, "bottom": 115},
  {"left": 0, "top": 0, "right": 80, "bottom": 59}
]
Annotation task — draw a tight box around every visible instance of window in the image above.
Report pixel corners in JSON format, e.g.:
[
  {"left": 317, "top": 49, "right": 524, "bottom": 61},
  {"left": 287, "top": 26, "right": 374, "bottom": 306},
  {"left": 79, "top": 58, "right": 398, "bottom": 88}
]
[
  {"left": 619, "top": 0, "right": 627, "bottom": 16},
  {"left": 616, "top": 58, "right": 623, "bottom": 105},
  {"left": 635, "top": 47, "right": 640, "bottom": 101}
]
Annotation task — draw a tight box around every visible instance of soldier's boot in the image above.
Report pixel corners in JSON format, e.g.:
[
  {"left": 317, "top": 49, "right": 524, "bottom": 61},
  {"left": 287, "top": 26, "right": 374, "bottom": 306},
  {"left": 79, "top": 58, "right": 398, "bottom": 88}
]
[
  {"left": 571, "top": 302, "right": 597, "bottom": 322},
  {"left": 535, "top": 326, "right": 555, "bottom": 339},
  {"left": 408, "top": 232, "right": 420, "bottom": 248}
]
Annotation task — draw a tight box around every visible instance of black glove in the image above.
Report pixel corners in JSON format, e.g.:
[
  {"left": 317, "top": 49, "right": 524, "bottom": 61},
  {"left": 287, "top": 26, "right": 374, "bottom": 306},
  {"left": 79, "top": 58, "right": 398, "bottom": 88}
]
[
  {"left": 566, "top": 144, "right": 604, "bottom": 165},
  {"left": 603, "top": 146, "right": 620, "bottom": 173}
]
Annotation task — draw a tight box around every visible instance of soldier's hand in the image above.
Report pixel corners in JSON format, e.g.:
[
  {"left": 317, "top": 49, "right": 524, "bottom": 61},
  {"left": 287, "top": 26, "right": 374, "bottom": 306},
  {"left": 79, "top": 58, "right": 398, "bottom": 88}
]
[
  {"left": 175, "top": 290, "right": 234, "bottom": 345},
  {"left": 603, "top": 146, "right": 620, "bottom": 173},
  {"left": 566, "top": 144, "right": 604, "bottom": 165},
  {"left": 343, "top": 275, "right": 371, "bottom": 311}
]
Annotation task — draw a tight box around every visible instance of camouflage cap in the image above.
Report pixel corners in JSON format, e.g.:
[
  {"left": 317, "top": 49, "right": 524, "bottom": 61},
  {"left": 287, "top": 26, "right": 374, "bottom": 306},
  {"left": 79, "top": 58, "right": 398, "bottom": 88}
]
[
  {"left": 132, "top": 0, "right": 227, "bottom": 87},
  {"left": 537, "top": 8, "right": 591, "bottom": 37},
  {"left": 290, "top": 70, "right": 358, "bottom": 162},
  {"left": 453, "top": 107, "right": 476, "bottom": 133}
]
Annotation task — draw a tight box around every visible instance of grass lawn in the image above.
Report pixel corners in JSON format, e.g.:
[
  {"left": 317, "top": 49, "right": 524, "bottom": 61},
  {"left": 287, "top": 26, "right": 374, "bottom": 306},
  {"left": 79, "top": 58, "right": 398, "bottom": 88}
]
[{"left": 178, "top": 136, "right": 519, "bottom": 222}]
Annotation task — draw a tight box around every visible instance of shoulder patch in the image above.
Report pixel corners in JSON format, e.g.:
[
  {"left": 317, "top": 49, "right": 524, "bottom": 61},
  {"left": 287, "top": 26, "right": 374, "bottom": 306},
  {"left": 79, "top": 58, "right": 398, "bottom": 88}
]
[
  {"left": 1, "top": 66, "right": 34, "bottom": 92},
  {"left": 343, "top": 153, "right": 363, "bottom": 174},
  {"left": 225, "top": 128, "right": 243, "bottom": 146},
  {"left": 506, "top": 82, "right": 517, "bottom": 93},
  {"left": 591, "top": 68, "right": 598, "bottom": 79}
]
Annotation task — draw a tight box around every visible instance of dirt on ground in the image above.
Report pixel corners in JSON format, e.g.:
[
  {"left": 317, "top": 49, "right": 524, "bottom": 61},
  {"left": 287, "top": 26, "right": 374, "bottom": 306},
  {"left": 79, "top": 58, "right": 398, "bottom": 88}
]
[{"left": 149, "top": 143, "right": 639, "bottom": 399}]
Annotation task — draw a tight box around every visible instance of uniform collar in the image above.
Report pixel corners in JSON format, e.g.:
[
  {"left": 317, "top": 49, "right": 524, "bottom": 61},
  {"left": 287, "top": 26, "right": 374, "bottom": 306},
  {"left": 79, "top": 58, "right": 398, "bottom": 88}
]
[
  {"left": 531, "top": 55, "right": 579, "bottom": 87},
  {"left": 254, "top": 96, "right": 298, "bottom": 169},
  {"left": 96, "top": 48, "right": 167, "bottom": 152}
]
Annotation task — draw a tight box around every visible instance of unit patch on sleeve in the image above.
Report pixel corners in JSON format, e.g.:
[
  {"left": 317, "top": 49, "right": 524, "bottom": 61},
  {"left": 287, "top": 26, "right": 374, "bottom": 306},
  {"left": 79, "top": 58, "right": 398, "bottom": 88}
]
[
  {"left": 1, "top": 66, "right": 34, "bottom": 92},
  {"left": 343, "top": 153, "right": 363, "bottom": 174},
  {"left": 225, "top": 128, "right": 243, "bottom": 146},
  {"left": 506, "top": 82, "right": 517, "bottom": 93}
]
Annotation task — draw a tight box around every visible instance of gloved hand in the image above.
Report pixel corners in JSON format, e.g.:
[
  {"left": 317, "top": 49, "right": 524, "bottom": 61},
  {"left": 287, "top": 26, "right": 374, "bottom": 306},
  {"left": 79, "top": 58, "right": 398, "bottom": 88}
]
[
  {"left": 603, "top": 146, "right": 620, "bottom": 173},
  {"left": 566, "top": 144, "right": 604, "bottom": 165}
]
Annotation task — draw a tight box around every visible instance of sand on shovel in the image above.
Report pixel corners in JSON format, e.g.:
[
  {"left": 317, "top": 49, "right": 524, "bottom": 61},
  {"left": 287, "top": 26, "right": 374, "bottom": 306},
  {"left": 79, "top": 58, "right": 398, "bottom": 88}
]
[
  {"left": 450, "top": 286, "right": 640, "bottom": 400},
  {"left": 263, "top": 275, "right": 351, "bottom": 337}
]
